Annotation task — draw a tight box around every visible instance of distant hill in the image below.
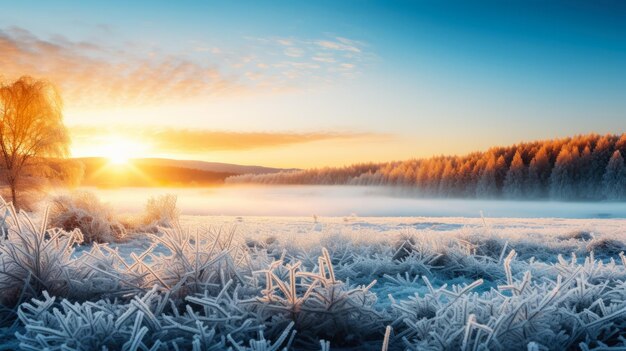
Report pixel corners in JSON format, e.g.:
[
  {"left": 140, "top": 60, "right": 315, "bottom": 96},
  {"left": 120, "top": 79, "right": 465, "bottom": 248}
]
[
  {"left": 130, "top": 158, "right": 288, "bottom": 175},
  {"left": 74, "top": 157, "right": 289, "bottom": 188}
]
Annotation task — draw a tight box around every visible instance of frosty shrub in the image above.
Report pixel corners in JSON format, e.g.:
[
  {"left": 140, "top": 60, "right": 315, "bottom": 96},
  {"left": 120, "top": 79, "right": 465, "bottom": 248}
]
[
  {"left": 147, "top": 225, "right": 248, "bottom": 299},
  {"left": 392, "top": 233, "right": 417, "bottom": 261},
  {"left": 228, "top": 321, "right": 296, "bottom": 351},
  {"left": 0, "top": 204, "right": 84, "bottom": 328},
  {"left": 138, "top": 194, "right": 180, "bottom": 232},
  {"left": 558, "top": 230, "right": 594, "bottom": 242},
  {"left": 48, "top": 191, "right": 126, "bottom": 243},
  {"left": 0, "top": 206, "right": 82, "bottom": 305},
  {"left": 243, "top": 249, "right": 383, "bottom": 348},
  {"left": 17, "top": 284, "right": 269, "bottom": 351},
  {"left": 390, "top": 251, "right": 626, "bottom": 351},
  {"left": 17, "top": 290, "right": 167, "bottom": 351},
  {"left": 586, "top": 237, "right": 626, "bottom": 258}
]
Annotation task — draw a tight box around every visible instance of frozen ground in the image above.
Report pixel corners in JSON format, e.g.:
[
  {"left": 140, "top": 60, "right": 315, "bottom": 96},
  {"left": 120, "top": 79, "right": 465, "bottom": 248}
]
[
  {"left": 134, "top": 215, "right": 626, "bottom": 299},
  {"left": 3, "top": 199, "right": 626, "bottom": 350},
  {"left": 177, "top": 215, "right": 626, "bottom": 238}
]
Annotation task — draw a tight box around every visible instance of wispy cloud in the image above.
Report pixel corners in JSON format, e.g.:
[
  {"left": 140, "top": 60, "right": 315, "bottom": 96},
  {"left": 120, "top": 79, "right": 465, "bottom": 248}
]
[
  {"left": 315, "top": 37, "right": 363, "bottom": 53},
  {"left": 70, "top": 126, "right": 383, "bottom": 153},
  {"left": 222, "top": 35, "right": 371, "bottom": 88},
  {"left": 0, "top": 27, "right": 372, "bottom": 108},
  {"left": 284, "top": 47, "right": 305, "bottom": 58},
  {"left": 0, "top": 27, "right": 237, "bottom": 107}
]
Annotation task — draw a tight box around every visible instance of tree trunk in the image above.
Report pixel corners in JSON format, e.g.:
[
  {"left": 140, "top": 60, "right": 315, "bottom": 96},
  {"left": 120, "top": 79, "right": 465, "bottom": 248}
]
[{"left": 10, "top": 182, "right": 17, "bottom": 210}]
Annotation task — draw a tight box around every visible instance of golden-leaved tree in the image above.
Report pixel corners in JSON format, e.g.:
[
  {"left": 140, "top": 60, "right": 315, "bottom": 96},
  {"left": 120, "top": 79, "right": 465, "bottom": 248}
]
[{"left": 0, "top": 76, "right": 70, "bottom": 208}]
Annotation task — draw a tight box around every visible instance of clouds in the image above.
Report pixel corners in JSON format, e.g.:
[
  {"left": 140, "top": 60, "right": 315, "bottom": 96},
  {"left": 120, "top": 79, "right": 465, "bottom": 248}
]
[
  {"left": 227, "top": 35, "right": 371, "bottom": 88},
  {"left": 0, "top": 27, "right": 371, "bottom": 108},
  {"left": 70, "top": 126, "right": 381, "bottom": 154},
  {"left": 315, "top": 37, "right": 363, "bottom": 53},
  {"left": 0, "top": 27, "right": 237, "bottom": 108}
]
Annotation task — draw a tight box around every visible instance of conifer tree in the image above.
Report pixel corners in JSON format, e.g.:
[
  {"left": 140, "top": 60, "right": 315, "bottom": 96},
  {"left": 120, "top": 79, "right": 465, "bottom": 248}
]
[
  {"left": 591, "top": 135, "right": 614, "bottom": 195},
  {"left": 503, "top": 151, "right": 526, "bottom": 198},
  {"left": 476, "top": 154, "right": 498, "bottom": 198},
  {"left": 616, "top": 133, "right": 626, "bottom": 154},
  {"left": 527, "top": 147, "right": 550, "bottom": 198},
  {"left": 602, "top": 150, "right": 626, "bottom": 200},
  {"left": 550, "top": 147, "right": 578, "bottom": 200}
]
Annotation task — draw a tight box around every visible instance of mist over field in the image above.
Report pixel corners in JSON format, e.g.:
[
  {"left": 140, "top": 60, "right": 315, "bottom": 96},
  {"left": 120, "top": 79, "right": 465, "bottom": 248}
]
[{"left": 82, "top": 185, "right": 626, "bottom": 218}]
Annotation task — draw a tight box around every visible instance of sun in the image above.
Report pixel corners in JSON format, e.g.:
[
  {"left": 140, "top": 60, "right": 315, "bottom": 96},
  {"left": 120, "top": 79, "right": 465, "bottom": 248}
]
[
  {"left": 103, "top": 137, "right": 145, "bottom": 165},
  {"left": 108, "top": 146, "right": 130, "bottom": 165}
]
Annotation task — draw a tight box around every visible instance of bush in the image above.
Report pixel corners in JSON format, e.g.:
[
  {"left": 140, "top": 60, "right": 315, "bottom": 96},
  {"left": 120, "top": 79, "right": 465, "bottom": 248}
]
[
  {"left": 140, "top": 194, "right": 179, "bottom": 230},
  {"left": 48, "top": 191, "right": 126, "bottom": 243},
  {"left": 390, "top": 250, "right": 626, "bottom": 350},
  {"left": 48, "top": 192, "right": 182, "bottom": 241},
  {"left": 243, "top": 248, "right": 382, "bottom": 348},
  {"left": 0, "top": 206, "right": 83, "bottom": 303},
  {"left": 0, "top": 202, "right": 84, "bottom": 327},
  {"left": 146, "top": 224, "right": 247, "bottom": 299},
  {"left": 559, "top": 230, "right": 594, "bottom": 242},
  {"left": 586, "top": 237, "right": 626, "bottom": 257}
]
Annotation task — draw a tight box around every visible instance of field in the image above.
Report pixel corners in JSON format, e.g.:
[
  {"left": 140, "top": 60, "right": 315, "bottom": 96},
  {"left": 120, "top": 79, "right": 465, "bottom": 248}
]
[
  {"left": 2, "top": 196, "right": 626, "bottom": 351},
  {"left": 84, "top": 185, "right": 626, "bottom": 218}
]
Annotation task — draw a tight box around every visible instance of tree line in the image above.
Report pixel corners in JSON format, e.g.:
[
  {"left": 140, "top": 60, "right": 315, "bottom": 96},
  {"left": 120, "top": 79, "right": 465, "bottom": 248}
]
[{"left": 228, "top": 133, "right": 626, "bottom": 200}]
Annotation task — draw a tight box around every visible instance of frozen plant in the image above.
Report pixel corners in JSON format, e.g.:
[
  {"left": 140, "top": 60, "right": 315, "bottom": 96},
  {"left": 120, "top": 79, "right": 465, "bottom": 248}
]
[
  {"left": 16, "top": 290, "right": 166, "bottom": 351},
  {"left": 390, "top": 250, "right": 626, "bottom": 351},
  {"left": 48, "top": 191, "right": 126, "bottom": 243},
  {"left": 147, "top": 224, "right": 249, "bottom": 299},
  {"left": 0, "top": 205, "right": 83, "bottom": 311},
  {"left": 244, "top": 248, "right": 383, "bottom": 348},
  {"left": 138, "top": 194, "right": 180, "bottom": 232},
  {"left": 227, "top": 321, "right": 296, "bottom": 351}
]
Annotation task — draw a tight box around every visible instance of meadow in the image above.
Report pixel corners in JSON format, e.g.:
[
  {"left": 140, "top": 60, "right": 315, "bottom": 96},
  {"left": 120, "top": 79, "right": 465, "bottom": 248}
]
[{"left": 1, "top": 191, "right": 626, "bottom": 350}]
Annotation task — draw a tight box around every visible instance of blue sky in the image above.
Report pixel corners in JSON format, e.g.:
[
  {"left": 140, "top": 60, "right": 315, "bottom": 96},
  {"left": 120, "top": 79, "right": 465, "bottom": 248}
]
[{"left": 1, "top": 0, "right": 625, "bottom": 166}]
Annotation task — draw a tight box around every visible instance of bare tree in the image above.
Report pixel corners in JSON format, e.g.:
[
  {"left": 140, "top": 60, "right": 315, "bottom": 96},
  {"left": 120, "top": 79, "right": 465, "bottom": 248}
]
[{"left": 0, "top": 76, "right": 69, "bottom": 208}]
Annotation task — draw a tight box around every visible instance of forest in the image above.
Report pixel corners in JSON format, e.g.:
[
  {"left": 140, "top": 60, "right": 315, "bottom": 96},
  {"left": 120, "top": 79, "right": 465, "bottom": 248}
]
[{"left": 228, "top": 133, "right": 626, "bottom": 200}]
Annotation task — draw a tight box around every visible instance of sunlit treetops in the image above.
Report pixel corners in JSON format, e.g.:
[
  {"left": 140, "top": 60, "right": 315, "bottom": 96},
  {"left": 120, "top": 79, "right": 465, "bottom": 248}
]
[{"left": 229, "top": 133, "right": 626, "bottom": 200}]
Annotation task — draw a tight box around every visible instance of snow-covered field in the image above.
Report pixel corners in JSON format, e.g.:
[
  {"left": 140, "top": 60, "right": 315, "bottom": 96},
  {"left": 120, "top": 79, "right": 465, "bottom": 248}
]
[
  {"left": 178, "top": 214, "right": 626, "bottom": 239},
  {"left": 3, "top": 194, "right": 626, "bottom": 350}
]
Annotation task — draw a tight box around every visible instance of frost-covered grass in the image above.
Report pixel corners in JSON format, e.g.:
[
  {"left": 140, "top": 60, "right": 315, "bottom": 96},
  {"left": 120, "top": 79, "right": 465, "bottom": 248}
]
[
  {"left": 1, "top": 198, "right": 626, "bottom": 350},
  {"left": 47, "top": 191, "right": 179, "bottom": 243},
  {"left": 48, "top": 190, "right": 127, "bottom": 243}
]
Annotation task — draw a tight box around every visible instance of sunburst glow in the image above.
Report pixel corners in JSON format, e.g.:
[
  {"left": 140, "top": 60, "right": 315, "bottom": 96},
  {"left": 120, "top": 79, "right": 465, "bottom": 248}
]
[
  {"left": 108, "top": 148, "right": 130, "bottom": 165},
  {"left": 101, "top": 137, "right": 146, "bottom": 165}
]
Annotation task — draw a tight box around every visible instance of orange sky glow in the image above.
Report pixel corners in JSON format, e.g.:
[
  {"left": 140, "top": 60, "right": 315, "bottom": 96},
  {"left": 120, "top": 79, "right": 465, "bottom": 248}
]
[{"left": 2, "top": 2, "right": 625, "bottom": 168}]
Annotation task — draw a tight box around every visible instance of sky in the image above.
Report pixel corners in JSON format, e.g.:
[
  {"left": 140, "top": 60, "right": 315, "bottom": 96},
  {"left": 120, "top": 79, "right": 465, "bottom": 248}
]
[{"left": 1, "top": 0, "right": 625, "bottom": 168}]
